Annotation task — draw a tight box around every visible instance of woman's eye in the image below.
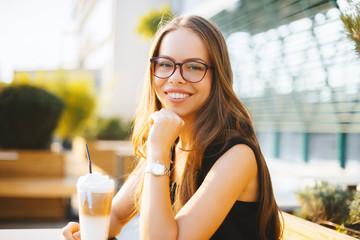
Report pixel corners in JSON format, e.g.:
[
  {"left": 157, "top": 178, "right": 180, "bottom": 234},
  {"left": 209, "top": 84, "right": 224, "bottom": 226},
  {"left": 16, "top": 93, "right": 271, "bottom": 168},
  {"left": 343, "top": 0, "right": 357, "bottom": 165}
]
[
  {"left": 158, "top": 61, "right": 173, "bottom": 68},
  {"left": 186, "top": 63, "right": 204, "bottom": 71}
]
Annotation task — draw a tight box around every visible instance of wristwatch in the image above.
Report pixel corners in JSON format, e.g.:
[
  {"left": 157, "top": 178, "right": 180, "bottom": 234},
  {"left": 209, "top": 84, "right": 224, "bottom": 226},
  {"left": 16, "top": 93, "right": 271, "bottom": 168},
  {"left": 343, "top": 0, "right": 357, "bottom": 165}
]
[{"left": 145, "top": 161, "right": 171, "bottom": 177}]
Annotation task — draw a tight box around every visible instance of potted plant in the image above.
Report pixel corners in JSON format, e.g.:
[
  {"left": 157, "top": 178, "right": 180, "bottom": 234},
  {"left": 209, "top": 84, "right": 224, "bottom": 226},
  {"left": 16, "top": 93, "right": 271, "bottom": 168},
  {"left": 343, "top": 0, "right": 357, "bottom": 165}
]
[
  {"left": 95, "top": 117, "right": 133, "bottom": 141},
  {"left": 0, "top": 83, "right": 65, "bottom": 177},
  {"left": 0, "top": 84, "right": 64, "bottom": 149},
  {"left": 296, "top": 181, "right": 360, "bottom": 238},
  {"left": 12, "top": 69, "right": 97, "bottom": 149}
]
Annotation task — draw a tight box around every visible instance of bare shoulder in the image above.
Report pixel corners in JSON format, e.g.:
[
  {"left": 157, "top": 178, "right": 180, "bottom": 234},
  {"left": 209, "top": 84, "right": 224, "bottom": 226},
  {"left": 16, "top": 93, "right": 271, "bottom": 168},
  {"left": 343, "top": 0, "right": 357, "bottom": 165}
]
[
  {"left": 201, "top": 143, "right": 258, "bottom": 194},
  {"left": 213, "top": 143, "right": 257, "bottom": 174},
  {"left": 174, "top": 143, "right": 259, "bottom": 239},
  {"left": 204, "top": 143, "right": 258, "bottom": 202}
]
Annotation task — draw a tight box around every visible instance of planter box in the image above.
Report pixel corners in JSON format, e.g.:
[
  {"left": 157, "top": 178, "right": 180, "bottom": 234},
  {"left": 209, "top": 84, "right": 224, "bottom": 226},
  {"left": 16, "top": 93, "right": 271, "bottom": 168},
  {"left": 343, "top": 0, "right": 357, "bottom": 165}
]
[
  {"left": 283, "top": 212, "right": 357, "bottom": 240},
  {"left": 0, "top": 150, "right": 64, "bottom": 178},
  {"left": 0, "top": 197, "right": 68, "bottom": 220},
  {"left": 0, "top": 150, "right": 68, "bottom": 219},
  {"left": 86, "top": 140, "right": 137, "bottom": 180}
]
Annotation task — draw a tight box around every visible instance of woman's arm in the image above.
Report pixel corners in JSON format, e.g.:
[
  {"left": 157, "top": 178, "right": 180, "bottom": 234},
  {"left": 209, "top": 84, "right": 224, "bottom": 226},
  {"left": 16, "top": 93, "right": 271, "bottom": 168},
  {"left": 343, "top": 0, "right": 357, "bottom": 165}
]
[
  {"left": 140, "top": 109, "right": 182, "bottom": 240},
  {"left": 141, "top": 109, "right": 258, "bottom": 240},
  {"left": 140, "top": 154, "right": 177, "bottom": 240},
  {"left": 175, "top": 144, "right": 258, "bottom": 240},
  {"left": 141, "top": 143, "right": 258, "bottom": 240},
  {"left": 61, "top": 172, "right": 141, "bottom": 240},
  {"left": 108, "top": 172, "right": 142, "bottom": 238}
]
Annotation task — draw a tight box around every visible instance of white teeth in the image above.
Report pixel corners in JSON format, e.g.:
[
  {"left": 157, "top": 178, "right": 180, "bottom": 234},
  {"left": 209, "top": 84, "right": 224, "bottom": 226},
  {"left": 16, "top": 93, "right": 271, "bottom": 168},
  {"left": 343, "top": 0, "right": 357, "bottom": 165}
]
[{"left": 167, "top": 92, "right": 189, "bottom": 99}]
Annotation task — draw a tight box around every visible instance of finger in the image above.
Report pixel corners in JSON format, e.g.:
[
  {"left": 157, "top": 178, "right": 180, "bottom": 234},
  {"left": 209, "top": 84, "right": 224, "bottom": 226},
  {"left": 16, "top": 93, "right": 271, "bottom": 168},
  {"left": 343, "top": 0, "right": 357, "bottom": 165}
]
[
  {"left": 61, "top": 222, "right": 80, "bottom": 240},
  {"left": 149, "top": 111, "right": 160, "bottom": 126},
  {"left": 73, "top": 231, "right": 81, "bottom": 240},
  {"left": 159, "top": 108, "right": 183, "bottom": 121}
]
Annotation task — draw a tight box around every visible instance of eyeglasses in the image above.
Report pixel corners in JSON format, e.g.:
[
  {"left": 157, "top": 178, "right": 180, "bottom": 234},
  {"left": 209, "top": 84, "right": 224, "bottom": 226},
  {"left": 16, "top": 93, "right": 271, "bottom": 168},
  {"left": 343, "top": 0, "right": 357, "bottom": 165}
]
[{"left": 150, "top": 57, "right": 214, "bottom": 83}]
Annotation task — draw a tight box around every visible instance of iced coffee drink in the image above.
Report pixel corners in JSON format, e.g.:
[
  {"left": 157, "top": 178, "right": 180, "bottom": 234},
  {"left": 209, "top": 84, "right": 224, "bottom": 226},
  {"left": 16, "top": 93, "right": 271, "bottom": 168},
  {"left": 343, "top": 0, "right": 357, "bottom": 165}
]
[{"left": 77, "top": 172, "right": 115, "bottom": 240}]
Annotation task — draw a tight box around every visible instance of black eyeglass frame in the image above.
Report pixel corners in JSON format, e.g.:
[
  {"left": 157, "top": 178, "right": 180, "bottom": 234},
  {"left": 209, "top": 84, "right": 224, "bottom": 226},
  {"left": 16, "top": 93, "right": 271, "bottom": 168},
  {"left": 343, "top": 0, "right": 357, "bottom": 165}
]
[{"left": 150, "top": 57, "right": 214, "bottom": 83}]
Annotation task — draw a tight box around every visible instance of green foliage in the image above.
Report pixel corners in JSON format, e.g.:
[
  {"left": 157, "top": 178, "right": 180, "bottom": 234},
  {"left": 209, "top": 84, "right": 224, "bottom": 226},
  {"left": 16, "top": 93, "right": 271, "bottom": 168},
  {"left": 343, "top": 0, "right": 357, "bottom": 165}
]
[
  {"left": 0, "top": 82, "right": 7, "bottom": 90},
  {"left": 340, "top": 2, "right": 360, "bottom": 58},
  {"left": 335, "top": 223, "right": 348, "bottom": 234},
  {"left": 348, "top": 191, "right": 360, "bottom": 225},
  {"left": 136, "top": 6, "right": 173, "bottom": 40},
  {"left": 12, "top": 69, "right": 97, "bottom": 140},
  {"left": 296, "top": 181, "right": 353, "bottom": 224},
  {"left": 95, "top": 117, "right": 133, "bottom": 140},
  {"left": 54, "top": 79, "right": 97, "bottom": 140},
  {"left": 0, "top": 84, "right": 64, "bottom": 149}
]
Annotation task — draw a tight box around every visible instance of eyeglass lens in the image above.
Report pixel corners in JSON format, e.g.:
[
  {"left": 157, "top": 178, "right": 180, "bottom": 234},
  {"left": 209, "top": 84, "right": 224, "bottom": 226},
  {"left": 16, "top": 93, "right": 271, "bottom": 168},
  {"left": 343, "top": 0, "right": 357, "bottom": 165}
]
[{"left": 152, "top": 58, "right": 207, "bottom": 82}]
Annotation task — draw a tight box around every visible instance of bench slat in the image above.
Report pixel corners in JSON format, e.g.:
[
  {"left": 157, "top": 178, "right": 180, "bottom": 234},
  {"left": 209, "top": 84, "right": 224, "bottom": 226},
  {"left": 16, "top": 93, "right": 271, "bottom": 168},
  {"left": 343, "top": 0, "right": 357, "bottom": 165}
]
[
  {"left": 282, "top": 212, "right": 357, "bottom": 240},
  {"left": 0, "top": 177, "right": 77, "bottom": 198}
]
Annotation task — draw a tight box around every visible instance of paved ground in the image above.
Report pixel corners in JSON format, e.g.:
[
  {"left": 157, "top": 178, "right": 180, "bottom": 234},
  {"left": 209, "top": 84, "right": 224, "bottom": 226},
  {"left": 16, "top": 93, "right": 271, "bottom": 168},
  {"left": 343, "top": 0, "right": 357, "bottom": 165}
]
[{"left": 268, "top": 158, "right": 360, "bottom": 206}]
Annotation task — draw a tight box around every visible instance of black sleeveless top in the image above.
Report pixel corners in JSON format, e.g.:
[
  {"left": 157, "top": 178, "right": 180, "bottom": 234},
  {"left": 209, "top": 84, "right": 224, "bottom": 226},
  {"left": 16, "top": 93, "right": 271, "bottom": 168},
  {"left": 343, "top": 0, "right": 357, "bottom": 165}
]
[{"left": 171, "top": 138, "right": 260, "bottom": 240}]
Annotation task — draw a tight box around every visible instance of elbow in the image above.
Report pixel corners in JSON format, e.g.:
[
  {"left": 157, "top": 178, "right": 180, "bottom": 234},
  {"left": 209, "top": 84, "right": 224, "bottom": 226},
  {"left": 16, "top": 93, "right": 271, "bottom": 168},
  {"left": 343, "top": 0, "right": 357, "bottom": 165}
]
[
  {"left": 166, "top": 226, "right": 178, "bottom": 240},
  {"left": 141, "top": 224, "right": 178, "bottom": 240},
  {"left": 108, "top": 210, "right": 126, "bottom": 238}
]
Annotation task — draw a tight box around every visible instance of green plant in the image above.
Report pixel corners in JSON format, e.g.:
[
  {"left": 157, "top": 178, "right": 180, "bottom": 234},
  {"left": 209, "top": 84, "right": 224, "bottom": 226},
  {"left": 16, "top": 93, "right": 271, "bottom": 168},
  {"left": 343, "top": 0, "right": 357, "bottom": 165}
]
[
  {"left": 349, "top": 191, "right": 360, "bottom": 225},
  {"left": 0, "top": 82, "right": 7, "bottom": 90},
  {"left": 96, "top": 117, "right": 133, "bottom": 140},
  {"left": 12, "top": 69, "right": 97, "bottom": 141},
  {"left": 136, "top": 6, "right": 173, "bottom": 40},
  {"left": 0, "top": 84, "right": 64, "bottom": 149},
  {"left": 55, "top": 79, "right": 96, "bottom": 140},
  {"left": 296, "top": 181, "right": 353, "bottom": 224},
  {"left": 341, "top": 1, "right": 360, "bottom": 58}
]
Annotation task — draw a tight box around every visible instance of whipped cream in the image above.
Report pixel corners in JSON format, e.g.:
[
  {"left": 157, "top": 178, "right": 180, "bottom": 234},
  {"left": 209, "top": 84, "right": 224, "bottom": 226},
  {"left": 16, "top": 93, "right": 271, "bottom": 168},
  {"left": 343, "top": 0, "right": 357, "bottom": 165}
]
[{"left": 77, "top": 172, "right": 114, "bottom": 208}]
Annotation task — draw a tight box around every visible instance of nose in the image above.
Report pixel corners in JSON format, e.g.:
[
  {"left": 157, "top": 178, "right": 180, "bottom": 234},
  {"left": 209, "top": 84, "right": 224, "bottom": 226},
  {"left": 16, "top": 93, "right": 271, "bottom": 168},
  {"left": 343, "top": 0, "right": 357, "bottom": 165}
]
[{"left": 168, "top": 65, "right": 186, "bottom": 84}]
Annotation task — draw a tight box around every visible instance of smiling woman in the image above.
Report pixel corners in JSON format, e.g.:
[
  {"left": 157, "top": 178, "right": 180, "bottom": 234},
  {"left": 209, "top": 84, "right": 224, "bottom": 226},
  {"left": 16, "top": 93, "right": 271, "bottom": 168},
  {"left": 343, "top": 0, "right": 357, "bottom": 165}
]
[
  {"left": 152, "top": 27, "right": 213, "bottom": 121},
  {"left": 61, "top": 15, "right": 283, "bottom": 240}
]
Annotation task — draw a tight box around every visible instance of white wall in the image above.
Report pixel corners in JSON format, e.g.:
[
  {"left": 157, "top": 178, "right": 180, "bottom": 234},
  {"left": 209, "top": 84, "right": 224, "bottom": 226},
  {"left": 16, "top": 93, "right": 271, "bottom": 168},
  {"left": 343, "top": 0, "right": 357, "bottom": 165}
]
[
  {"left": 78, "top": 0, "right": 169, "bottom": 121},
  {"left": 110, "top": 0, "right": 169, "bottom": 121}
]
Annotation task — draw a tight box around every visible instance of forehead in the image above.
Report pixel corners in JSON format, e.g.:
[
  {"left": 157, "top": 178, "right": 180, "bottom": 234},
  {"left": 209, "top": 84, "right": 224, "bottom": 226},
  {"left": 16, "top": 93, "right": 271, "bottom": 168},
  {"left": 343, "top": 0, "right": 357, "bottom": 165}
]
[{"left": 158, "top": 28, "right": 210, "bottom": 62}]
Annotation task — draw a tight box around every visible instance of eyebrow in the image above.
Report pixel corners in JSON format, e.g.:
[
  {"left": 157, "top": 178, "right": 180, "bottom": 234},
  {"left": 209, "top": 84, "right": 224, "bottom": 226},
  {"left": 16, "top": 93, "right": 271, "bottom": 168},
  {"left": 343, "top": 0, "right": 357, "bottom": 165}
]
[{"left": 159, "top": 55, "right": 208, "bottom": 63}]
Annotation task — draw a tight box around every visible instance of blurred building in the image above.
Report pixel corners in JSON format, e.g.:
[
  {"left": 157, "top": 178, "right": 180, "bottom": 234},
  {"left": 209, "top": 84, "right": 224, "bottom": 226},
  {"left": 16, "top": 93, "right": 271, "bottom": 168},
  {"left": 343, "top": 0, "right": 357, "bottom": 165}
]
[
  {"left": 72, "top": 0, "right": 169, "bottom": 121},
  {"left": 173, "top": 0, "right": 360, "bottom": 170},
  {"left": 71, "top": 0, "right": 360, "bottom": 169}
]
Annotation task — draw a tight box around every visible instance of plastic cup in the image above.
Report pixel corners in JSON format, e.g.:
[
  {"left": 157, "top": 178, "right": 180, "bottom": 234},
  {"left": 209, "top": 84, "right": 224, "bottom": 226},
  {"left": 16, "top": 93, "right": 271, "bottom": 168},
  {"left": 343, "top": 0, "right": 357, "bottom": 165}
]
[{"left": 77, "top": 172, "right": 115, "bottom": 240}]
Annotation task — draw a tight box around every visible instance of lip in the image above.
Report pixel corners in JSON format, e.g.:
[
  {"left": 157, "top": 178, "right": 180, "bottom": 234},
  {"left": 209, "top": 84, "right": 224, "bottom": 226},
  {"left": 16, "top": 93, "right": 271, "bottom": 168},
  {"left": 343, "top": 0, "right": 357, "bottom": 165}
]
[{"left": 164, "top": 89, "right": 192, "bottom": 103}]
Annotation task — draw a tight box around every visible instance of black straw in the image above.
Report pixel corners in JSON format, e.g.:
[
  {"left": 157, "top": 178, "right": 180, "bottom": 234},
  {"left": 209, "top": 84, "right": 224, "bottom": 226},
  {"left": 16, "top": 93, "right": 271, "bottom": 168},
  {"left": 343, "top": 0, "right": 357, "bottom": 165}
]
[{"left": 85, "top": 144, "right": 92, "bottom": 174}]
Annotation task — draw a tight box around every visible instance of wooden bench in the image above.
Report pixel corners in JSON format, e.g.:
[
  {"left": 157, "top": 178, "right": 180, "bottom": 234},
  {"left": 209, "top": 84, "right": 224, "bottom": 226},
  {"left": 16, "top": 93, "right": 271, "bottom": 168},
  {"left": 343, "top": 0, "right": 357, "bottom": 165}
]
[
  {"left": 86, "top": 140, "right": 137, "bottom": 181},
  {"left": 0, "top": 150, "right": 81, "bottom": 220},
  {"left": 0, "top": 139, "right": 123, "bottom": 220},
  {"left": 0, "top": 177, "right": 77, "bottom": 219},
  {"left": 0, "top": 150, "right": 64, "bottom": 178},
  {"left": 282, "top": 212, "right": 357, "bottom": 240},
  {"left": 0, "top": 177, "right": 77, "bottom": 198}
]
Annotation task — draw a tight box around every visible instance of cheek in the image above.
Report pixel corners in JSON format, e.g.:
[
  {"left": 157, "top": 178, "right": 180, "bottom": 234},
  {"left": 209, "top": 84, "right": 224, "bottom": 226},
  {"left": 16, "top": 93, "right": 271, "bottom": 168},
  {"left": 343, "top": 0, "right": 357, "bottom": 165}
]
[
  {"left": 200, "top": 78, "right": 212, "bottom": 100},
  {"left": 153, "top": 78, "right": 164, "bottom": 94},
  {"left": 153, "top": 78, "right": 166, "bottom": 106}
]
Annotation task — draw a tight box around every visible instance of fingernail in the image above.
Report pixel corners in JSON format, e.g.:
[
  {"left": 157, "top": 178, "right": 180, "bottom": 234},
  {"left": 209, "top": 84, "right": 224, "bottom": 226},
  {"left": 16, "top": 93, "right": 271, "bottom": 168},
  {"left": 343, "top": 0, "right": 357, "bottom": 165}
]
[{"left": 73, "top": 231, "right": 80, "bottom": 239}]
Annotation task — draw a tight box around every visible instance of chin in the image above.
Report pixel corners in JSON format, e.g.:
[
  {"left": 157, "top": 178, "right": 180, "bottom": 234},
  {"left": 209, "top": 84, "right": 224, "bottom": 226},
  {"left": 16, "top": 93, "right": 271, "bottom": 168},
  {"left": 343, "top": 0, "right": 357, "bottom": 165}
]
[{"left": 173, "top": 109, "right": 196, "bottom": 121}]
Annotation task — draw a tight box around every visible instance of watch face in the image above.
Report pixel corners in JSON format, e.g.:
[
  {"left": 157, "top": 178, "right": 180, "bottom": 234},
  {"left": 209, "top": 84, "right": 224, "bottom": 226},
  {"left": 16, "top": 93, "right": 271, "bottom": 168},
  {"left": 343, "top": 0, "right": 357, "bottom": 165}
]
[{"left": 151, "top": 162, "right": 165, "bottom": 175}]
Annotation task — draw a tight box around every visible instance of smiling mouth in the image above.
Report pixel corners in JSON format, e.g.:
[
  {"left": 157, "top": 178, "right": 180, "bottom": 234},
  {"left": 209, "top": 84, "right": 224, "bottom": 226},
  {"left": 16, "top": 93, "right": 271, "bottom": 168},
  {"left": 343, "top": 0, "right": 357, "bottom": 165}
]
[{"left": 166, "top": 92, "right": 191, "bottom": 99}]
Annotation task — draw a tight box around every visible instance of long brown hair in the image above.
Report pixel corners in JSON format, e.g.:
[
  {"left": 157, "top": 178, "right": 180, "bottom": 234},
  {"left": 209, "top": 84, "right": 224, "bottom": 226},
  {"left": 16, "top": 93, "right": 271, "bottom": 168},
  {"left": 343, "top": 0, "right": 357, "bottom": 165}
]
[{"left": 131, "top": 15, "right": 283, "bottom": 240}]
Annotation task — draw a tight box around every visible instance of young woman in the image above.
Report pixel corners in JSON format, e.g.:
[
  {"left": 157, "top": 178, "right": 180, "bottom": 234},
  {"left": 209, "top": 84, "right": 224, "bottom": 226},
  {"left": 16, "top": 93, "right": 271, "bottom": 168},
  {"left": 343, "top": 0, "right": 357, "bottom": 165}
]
[{"left": 61, "top": 15, "right": 283, "bottom": 240}]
